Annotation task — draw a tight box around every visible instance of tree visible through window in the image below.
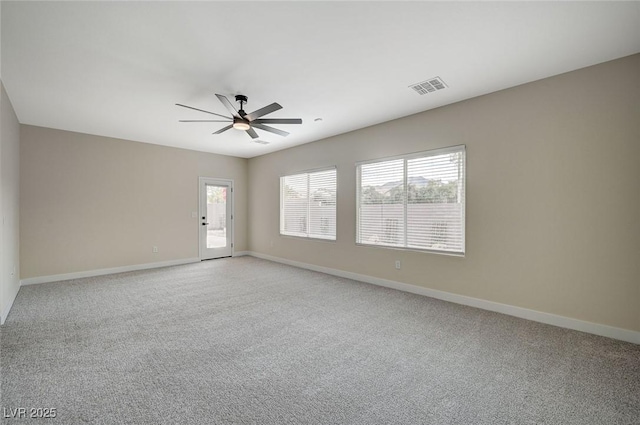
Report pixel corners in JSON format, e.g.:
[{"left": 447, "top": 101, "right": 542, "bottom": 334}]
[
  {"left": 357, "top": 146, "right": 465, "bottom": 255},
  {"left": 280, "top": 168, "right": 337, "bottom": 240}
]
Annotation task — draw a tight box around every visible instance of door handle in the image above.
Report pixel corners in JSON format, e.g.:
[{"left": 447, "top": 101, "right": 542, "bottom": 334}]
[{"left": 202, "top": 222, "right": 209, "bottom": 226}]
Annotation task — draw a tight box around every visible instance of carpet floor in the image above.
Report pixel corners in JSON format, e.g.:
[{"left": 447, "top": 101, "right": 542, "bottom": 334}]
[{"left": 1, "top": 256, "right": 639, "bottom": 424}]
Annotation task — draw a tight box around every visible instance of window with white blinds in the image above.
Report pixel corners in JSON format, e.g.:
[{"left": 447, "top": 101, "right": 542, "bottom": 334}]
[
  {"left": 356, "top": 145, "right": 465, "bottom": 255},
  {"left": 280, "top": 168, "right": 337, "bottom": 240}
]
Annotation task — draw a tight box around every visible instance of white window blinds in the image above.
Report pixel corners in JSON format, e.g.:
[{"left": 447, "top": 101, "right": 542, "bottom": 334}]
[
  {"left": 280, "top": 168, "right": 337, "bottom": 240},
  {"left": 356, "top": 145, "right": 465, "bottom": 255}
]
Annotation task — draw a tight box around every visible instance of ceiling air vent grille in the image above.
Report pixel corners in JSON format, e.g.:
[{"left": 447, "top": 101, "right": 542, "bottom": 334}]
[
  {"left": 409, "top": 77, "right": 447, "bottom": 95},
  {"left": 252, "top": 140, "right": 269, "bottom": 145}
]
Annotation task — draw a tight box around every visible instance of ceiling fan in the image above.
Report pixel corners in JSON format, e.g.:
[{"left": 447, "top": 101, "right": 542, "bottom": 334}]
[{"left": 176, "top": 94, "right": 302, "bottom": 139}]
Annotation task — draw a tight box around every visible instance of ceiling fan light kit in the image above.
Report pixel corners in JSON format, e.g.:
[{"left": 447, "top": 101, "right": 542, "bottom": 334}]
[
  {"left": 176, "top": 94, "right": 302, "bottom": 140},
  {"left": 232, "top": 118, "right": 250, "bottom": 131}
]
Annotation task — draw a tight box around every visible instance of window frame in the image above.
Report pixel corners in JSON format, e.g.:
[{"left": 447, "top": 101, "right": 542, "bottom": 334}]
[
  {"left": 279, "top": 166, "right": 338, "bottom": 241},
  {"left": 355, "top": 145, "right": 466, "bottom": 256}
]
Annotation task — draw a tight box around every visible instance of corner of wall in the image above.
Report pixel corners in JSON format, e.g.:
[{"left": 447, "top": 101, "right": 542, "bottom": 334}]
[{"left": 1, "top": 80, "right": 22, "bottom": 324}]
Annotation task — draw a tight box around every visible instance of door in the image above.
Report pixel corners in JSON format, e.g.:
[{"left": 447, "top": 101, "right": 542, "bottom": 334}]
[{"left": 199, "top": 178, "right": 233, "bottom": 260}]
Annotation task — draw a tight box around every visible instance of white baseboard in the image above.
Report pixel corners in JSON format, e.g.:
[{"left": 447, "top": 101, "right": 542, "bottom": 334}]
[
  {"left": 1, "top": 287, "right": 19, "bottom": 325},
  {"left": 20, "top": 258, "right": 201, "bottom": 286},
  {"left": 246, "top": 251, "right": 640, "bottom": 345},
  {"left": 13, "top": 252, "right": 639, "bottom": 344}
]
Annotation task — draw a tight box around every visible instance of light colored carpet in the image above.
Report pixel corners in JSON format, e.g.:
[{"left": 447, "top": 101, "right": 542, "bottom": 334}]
[{"left": 1, "top": 256, "right": 639, "bottom": 424}]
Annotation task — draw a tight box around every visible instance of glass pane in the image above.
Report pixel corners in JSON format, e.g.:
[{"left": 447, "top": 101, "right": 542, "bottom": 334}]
[
  {"left": 280, "top": 169, "right": 337, "bottom": 240},
  {"left": 281, "top": 174, "right": 309, "bottom": 237},
  {"left": 206, "top": 185, "right": 227, "bottom": 248},
  {"left": 358, "top": 159, "right": 405, "bottom": 247},
  {"left": 407, "top": 151, "right": 464, "bottom": 252},
  {"left": 308, "top": 169, "right": 336, "bottom": 239}
]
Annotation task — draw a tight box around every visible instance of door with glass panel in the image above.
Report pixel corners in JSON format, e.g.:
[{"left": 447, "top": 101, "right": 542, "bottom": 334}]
[{"left": 199, "top": 178, "right": 233, "bottom": 260}]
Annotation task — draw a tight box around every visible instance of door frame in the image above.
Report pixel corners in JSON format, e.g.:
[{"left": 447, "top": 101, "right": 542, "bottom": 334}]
[{"left": 198, "top": 177, "right": 234, "bottom": 260}]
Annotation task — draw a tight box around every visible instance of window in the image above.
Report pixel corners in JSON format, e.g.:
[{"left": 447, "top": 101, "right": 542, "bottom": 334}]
[
  {"left": 280, "top": 168, "right": 337, "bottom": 240},
  {"left": 356, "top": 145, "right": 465, "bottom": 255}
]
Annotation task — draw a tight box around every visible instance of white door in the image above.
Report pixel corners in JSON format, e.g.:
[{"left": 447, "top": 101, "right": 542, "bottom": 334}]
[{"left": 199, "top": 178, "right": 233, "bottom": 260}]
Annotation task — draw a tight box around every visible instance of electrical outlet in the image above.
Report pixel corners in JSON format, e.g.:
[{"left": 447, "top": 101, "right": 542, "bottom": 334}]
[
  {"left": 270, "top": 240, "right": 274, "bottom": 248},
  {"left": 152, "top": 246, "right": 158, "bottom": 253},
  {"left": 395, "top": 260, "right": 401, "bottom": 270},
  {"left": 191, "top": 211, "right": 197, "bottom": 218}
]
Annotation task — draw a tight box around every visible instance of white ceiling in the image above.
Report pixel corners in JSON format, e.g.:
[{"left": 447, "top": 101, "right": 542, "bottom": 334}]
[{"left": 2, "top": 1, "right": 639, "bottom": 159}]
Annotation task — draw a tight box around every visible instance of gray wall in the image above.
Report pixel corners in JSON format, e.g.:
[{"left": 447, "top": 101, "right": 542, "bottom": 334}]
[
  {"left": 1, "top": 81, "right": 21, "bottom": 323},
  {"left": 248, "top": 54, "right": 640, "bottom": 332}
]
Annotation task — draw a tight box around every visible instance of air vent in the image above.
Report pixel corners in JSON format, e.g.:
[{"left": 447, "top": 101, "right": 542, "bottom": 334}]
[
  {"left": 409, "top": 77, "right": 447, "bottom": 95},
  {"left": 252, "top": 140, "right": 269, "bottom": 145}
]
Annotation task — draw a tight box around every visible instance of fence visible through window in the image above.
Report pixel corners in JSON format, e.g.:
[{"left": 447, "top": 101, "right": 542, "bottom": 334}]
[{"left": 357, "top": 145, "right": 466, "bottom": 255}]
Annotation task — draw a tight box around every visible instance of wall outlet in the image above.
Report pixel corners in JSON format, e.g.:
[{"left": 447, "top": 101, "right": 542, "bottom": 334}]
[
  {"left": 270, "top": 240, "right": 274, "bottom": 248},
  {"left": 395, "top": 260, "right": 401, "bottom": 270},
  {"left": 191, "top": 211, "right": 197, "bottom": 218},
  {"left": 152, "top": 246, "right": 158, "bottom": 253}
]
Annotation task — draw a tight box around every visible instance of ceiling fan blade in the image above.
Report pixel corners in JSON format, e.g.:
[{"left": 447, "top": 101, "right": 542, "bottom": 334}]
[
  {"left": 215, "top": 94, "right": 240, "bottom": 118},
  {"left": 179, "top": 120, "right": 230, "bottom": 122},
  {"left": 244, "top": 103, "right": 282, "bottom": 121},
  {"left": 212, "top": 124, "right": 233, "bottom": 135},
  {"left": 175, "top": 103, "right": 230, "bottom": 120},
  {"left": 252, "top": 123, "right": 290, "bottom": 137},
  {"left": 245, "top": 128, "right": 259, "bottom": 139},
  {"left": 253, "top": 118, "right": 302, "bottom": 125}
]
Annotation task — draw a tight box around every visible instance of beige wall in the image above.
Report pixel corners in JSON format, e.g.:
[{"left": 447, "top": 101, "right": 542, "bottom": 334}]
[
  {"left": 248, "top": 54, "right": 640, "bottom": 332},
  {"left": 1, "top": 81, "right": 21, "bottom": 322},
  {"left": 20, "top": 126, "right": 248, "bottom": 279}
]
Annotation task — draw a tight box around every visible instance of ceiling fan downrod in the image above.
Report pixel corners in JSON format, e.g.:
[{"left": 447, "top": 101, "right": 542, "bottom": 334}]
[{"left": 235, "top": 95, "right": 248, "bottom": 117}]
